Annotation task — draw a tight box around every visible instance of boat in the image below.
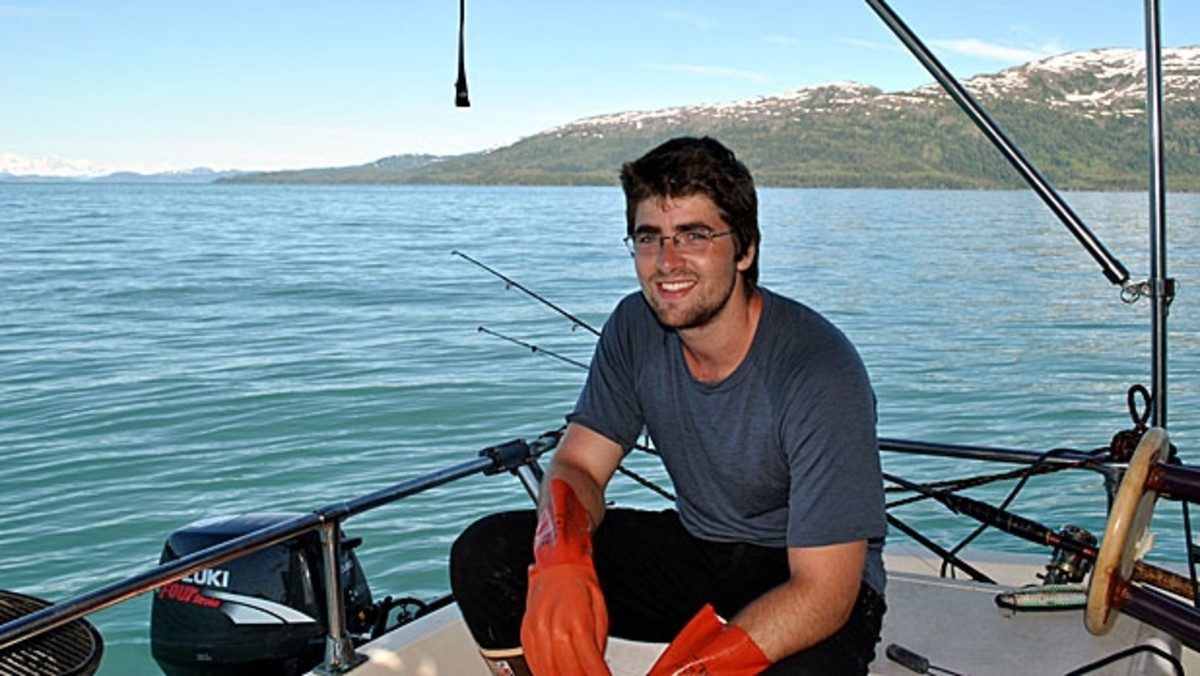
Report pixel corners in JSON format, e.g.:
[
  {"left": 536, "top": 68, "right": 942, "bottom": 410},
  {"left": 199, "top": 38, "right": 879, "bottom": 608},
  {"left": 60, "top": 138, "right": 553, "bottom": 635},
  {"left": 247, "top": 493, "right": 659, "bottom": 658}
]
[{"left": 2, "top": 1, "right": 1197, "bottom": 674}]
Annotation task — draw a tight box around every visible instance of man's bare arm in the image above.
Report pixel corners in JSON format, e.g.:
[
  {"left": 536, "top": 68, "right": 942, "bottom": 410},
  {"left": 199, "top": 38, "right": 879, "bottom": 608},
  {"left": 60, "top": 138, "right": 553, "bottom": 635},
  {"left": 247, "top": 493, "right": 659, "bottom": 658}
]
[
  {"left": 540, "top": 422, "right": 625, "bottom": 524},
  {"left": 732, "top": 540, "right": 868, "bottom": 660}
]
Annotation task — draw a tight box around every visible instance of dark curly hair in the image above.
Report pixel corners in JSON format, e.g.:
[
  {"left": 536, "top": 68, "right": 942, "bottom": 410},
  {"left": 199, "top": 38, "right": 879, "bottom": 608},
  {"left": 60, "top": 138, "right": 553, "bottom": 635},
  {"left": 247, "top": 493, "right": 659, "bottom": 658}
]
[{"left": 619, "top": 136, "right": 760, "bottom": 292}]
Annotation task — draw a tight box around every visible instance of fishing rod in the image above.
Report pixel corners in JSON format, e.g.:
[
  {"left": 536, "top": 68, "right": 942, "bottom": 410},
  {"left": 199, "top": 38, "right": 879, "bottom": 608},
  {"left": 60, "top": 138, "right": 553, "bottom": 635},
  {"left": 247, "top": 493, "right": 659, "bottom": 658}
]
[
  {"left": 885, "top": 472, "right": 1194, "bottom": 599},
  {"left": 473, "top": 323, "right": 673, "bottom": 502},
  {"left": 452, "top": 250, "right": 601, "bottom": 336},
  {"left": 886, "top": 472, "right": 1094, "bottom": 557},
  {"left": 476, "top": 326, "right": 589, "bottom": 370}
]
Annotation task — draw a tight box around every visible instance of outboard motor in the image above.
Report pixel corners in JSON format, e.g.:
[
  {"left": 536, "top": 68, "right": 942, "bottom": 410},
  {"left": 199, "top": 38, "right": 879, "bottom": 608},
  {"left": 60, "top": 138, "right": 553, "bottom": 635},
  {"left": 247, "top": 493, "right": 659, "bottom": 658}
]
[{"left": 150, "top": 514, "right": 373, "bottom": 676}]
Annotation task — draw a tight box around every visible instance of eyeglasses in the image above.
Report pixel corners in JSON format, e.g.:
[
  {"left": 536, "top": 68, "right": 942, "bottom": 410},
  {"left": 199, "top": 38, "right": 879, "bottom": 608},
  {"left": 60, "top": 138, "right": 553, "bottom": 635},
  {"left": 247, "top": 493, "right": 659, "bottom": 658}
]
[{"left": 623, "top": 230, "right": 733, "bottom": 256}]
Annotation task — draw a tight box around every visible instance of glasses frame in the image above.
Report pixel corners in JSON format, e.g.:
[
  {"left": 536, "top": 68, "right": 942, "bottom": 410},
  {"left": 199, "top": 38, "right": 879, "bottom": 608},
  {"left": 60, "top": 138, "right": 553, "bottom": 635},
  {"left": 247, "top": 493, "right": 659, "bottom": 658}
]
[{"left": 623, "top": 230, "right": 734, "bottom": 257}]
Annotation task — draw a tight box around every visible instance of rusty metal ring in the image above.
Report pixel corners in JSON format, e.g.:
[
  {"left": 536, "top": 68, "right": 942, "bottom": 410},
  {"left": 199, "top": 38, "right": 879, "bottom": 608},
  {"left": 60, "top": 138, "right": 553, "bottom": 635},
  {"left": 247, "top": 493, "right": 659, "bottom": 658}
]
[{"left": 1085, "top": 427, "right": 1169, "bottom": 635}]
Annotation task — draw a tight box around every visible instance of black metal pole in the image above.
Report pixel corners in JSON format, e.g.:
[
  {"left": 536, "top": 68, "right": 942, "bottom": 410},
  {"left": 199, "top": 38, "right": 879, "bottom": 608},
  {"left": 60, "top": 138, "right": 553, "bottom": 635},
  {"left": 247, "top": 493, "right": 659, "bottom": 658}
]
[
  {"left": 1144, "top": 0, "right": 1169, "bottom": 429},
  {"left": 1155, "top": 464, "right": 1200, "bottom": 502},
  {"left": 863, "top": 0, "right": 1131, "bottom": 288},
  {"left": 1123, "top": 584, "right": 1200, "bottom": 652}
]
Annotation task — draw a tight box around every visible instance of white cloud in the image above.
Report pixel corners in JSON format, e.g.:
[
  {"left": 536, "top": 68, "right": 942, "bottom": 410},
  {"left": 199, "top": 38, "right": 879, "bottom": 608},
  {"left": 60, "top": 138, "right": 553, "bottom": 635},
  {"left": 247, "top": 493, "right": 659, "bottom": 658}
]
[
  {"left": 839, "top": 34, "right": 1060, "bottom": 64},
  {"left": 929, "top": 38, "right": 1057, "bottom": 62}
]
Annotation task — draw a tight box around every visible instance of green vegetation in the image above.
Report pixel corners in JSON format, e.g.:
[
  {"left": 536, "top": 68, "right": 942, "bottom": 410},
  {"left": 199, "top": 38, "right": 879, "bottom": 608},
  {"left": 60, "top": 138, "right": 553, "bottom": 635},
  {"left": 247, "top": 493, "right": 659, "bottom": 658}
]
[{"left": 222, "top": 59, "right": 1200, "bottom": 191}]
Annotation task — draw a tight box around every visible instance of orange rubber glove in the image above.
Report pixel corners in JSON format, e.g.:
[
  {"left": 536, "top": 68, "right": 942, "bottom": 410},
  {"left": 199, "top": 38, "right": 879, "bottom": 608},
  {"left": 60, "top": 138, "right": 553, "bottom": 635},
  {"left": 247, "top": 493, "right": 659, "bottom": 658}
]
[
  {"left": 520, "top": 478, "right": 610, "bottom": 675},
  {"left": 648, "top": 604, "right": 772, "bottom": 676}
]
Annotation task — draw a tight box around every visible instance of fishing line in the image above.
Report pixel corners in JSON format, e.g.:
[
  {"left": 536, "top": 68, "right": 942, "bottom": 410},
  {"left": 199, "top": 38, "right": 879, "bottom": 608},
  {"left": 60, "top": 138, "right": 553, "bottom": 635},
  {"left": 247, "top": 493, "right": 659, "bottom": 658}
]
[
  {"left": 884, "top": 471, "right": 1100, "bottom": 575},
  {"left": 885, "top": 458, "right": 1100, "bottom": 510},
  {"left": 476, "top": 326, "right": 590, "bottom": 370},
  {"left": 452, "top": 250, "right": 601, "bottom": 336},
  {"left": 616, "top": 465, "right": 675, "bottom": 502},
  {"left": 457, "top": 256, "right": 677, "bottom": 500},
  {"left": 884, "top": 450, "right": 1107, "bottom": 579},
  {"left": 939, "top": 446, "right": 1099, "bottom": 578},
  {"left": 886, "top": 514, "right": 994, "bottom": 584},
  {"left": 461, "top": 273, "right": 674, "bottom": 501}
]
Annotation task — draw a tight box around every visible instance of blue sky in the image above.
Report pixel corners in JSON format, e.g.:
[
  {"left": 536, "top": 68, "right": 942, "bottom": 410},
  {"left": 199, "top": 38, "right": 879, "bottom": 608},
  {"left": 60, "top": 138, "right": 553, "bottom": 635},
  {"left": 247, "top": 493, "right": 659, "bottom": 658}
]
[{"left": 3, "top": 1, "right": 1198, "bottom": 173}]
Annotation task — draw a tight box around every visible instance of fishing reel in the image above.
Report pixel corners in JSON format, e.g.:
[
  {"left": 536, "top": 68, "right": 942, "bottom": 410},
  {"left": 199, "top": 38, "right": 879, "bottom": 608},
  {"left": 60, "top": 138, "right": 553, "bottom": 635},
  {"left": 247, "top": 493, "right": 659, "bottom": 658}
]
[{"left": 1041, "top": 524, "right": 1097, "bottom": 584}]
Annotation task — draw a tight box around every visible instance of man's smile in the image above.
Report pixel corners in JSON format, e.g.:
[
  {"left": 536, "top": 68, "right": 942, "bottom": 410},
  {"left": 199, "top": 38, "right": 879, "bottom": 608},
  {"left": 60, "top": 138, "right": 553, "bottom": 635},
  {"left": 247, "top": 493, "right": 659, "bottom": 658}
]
[{"left": 658, "top": 279, "right": 696, "bottom": 295}]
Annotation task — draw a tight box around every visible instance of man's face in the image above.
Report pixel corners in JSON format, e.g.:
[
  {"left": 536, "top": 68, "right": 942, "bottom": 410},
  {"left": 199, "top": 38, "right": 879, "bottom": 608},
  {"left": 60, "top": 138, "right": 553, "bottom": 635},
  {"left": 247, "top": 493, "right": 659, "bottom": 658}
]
[{"left": 630, "top": 193, "right": 753, "bottom": 330}]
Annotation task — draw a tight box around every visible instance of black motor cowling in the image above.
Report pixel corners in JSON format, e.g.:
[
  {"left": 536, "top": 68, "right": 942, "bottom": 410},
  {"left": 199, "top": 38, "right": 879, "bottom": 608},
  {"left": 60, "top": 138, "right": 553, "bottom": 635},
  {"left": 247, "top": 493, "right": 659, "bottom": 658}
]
[{"left": 149, "top": 514, "right": 373, "bottom": 676}]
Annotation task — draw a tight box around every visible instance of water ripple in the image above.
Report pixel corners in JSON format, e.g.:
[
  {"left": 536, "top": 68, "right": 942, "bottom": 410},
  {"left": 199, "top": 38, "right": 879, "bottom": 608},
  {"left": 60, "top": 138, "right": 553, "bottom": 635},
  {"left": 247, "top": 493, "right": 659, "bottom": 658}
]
[{"left": 1, "top": 184, "right": 1197, "bottom": 673}]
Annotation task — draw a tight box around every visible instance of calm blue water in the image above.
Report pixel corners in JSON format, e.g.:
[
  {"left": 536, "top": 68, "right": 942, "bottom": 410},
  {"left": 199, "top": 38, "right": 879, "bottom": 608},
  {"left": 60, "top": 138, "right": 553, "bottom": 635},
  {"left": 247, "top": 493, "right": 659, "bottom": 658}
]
[{"left": 2, "top": 184, "right": 1198, "bottom": 673}]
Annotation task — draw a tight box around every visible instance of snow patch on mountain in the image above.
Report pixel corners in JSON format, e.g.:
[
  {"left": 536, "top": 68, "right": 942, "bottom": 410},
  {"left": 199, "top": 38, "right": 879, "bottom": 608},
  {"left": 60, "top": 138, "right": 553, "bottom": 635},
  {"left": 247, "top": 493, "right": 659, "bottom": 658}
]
[
  {"left": 0, "top": 152, "right": 110, "bottom": 178},
  {"left": 548, "top": 46, "right": 1200, "bottom": 136}
]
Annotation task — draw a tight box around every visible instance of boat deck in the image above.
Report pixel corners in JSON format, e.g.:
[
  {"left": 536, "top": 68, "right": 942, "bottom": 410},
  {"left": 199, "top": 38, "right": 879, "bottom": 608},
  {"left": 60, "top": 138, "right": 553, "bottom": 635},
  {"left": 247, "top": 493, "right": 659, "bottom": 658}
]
[
  {"left": 334, "top": 546, "right": 1194, "bottom": 675},
  {"left": 873, "top": 547, "right": 1186, "bottom": 675}
]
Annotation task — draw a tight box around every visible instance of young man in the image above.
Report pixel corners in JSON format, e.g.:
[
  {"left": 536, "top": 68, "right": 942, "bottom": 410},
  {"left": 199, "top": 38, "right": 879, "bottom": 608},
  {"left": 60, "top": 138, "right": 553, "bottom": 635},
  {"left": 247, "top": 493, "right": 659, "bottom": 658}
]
[{"left": 451, "top": 136, "right": 887, "bottom": 675}]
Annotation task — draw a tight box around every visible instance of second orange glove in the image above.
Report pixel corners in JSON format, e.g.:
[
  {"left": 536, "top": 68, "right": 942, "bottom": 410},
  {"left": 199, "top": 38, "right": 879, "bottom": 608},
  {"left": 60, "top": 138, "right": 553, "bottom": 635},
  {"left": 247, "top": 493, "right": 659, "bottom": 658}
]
[{"left": 648, "top": 603, "right": 771, "bottom": 676}]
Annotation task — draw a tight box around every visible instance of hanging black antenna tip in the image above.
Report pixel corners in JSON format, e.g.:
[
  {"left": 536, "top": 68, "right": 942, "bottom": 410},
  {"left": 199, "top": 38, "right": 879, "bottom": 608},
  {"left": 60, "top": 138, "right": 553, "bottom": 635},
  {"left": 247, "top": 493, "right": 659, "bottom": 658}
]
[{"left": 454, "top": 0, "right": 470, "bottom": 107}]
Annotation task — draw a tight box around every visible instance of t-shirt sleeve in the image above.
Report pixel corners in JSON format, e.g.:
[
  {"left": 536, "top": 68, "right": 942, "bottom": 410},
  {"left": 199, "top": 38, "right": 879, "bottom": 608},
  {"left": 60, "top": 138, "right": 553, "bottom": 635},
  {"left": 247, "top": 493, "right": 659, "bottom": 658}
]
[
  {"left": 780, "top": 324, "right": 886, "bottom": 549},
  {"left": 567, "top": 294, "right": 647, "bottom": 452}
]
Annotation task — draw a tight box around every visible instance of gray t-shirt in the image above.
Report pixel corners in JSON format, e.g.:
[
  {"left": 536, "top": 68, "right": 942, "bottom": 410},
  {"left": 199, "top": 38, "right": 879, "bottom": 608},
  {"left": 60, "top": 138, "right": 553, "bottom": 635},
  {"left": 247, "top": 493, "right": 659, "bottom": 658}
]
[{"left": 570, "top": 288, "right": 886, "bottom": 594}]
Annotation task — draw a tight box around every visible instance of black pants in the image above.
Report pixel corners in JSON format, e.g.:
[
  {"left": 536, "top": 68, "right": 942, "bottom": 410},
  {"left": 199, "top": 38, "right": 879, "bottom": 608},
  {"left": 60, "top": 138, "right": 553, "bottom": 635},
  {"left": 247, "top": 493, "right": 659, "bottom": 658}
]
[{"left": 449, "top": 507, "right": 885, "bottom": 674}]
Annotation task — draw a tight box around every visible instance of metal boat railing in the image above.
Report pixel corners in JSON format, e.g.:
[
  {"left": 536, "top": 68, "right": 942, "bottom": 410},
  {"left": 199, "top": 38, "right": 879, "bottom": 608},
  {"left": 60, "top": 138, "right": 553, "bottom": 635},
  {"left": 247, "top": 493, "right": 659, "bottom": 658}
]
[
  {"left": 0, "top": 433, "right": 553, "bottom": 673},
  {"left": 881, "top": 438, "right": 1117, "bottom": 474},
  {"left": 0, "top": 431, "right": 1117, "bottom": 673}
]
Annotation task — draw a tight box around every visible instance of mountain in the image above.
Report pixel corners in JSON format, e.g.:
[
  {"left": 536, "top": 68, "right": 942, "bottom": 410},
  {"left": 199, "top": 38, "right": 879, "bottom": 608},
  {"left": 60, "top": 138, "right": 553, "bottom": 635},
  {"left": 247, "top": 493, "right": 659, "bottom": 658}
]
[
  {"left": 14, "top": 48, "right": 1194, "bottom": 189},
  {"left": 0, "top": 164, "right": 245, "bottom": 183},
  {"left": 0, "top": 152, "right": 109, "bottom": 179},
  {"left": 218, "top": 154, "right": 456, "bottom": 184},
  {"left": 90, "top": 168, "right": 247, "bottom": 183},
  {"left": 9, "top": 48, "right": 1199, "bottom": 189},
  {"left": 224, "top": 46, "right": 1200, "bottom": 191}
]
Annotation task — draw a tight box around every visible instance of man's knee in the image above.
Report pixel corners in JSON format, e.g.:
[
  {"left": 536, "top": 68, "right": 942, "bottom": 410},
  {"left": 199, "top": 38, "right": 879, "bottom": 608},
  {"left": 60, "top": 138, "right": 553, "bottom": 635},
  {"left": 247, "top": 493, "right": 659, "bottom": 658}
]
[
  {"left": 449, "top": 510, "right": 537, "bottom": 650},
  {"left": 451, "top": 511, "right": 535, "bottom": 583}
]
